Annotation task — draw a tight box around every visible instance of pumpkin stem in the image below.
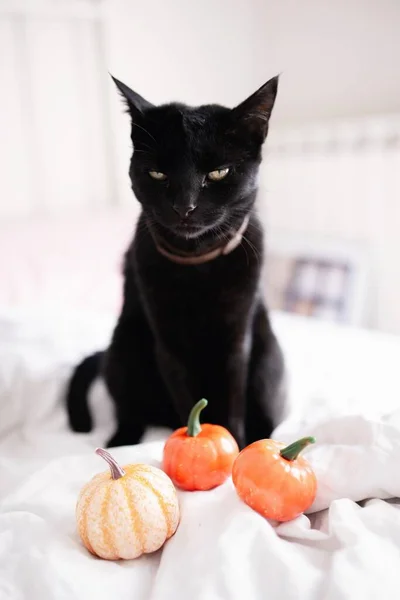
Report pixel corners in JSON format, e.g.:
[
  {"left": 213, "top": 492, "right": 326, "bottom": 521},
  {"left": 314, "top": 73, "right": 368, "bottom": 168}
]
[
  {"left": 280, "top": 436, "right": 316, "bottom": 461},
  {"left": 187, "top": 398, "right": 208, "bottom": 437},
  {"left": 95, "top": 447, "right": 125, "bottom": 480}
]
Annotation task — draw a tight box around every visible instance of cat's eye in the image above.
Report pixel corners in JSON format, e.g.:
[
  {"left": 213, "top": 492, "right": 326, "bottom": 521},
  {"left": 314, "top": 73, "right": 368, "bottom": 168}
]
[
  {"left": 207, "top": 167, "right": 230, "bottom": 181},
  {"left": 149, "top": 170, "right": 167, "bottom": 181}
]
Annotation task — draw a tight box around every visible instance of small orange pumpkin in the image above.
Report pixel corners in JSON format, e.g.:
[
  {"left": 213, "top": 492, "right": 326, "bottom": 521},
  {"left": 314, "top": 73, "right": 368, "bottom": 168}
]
[
  {"left": 162, "top": 398, "right": 239, "bottom": 491},
  {"left": 232, "top": 436, "right": 317, "bottom": 522},
  {"left": 76, "top": 448, "right": 180, "bottom": 560}
]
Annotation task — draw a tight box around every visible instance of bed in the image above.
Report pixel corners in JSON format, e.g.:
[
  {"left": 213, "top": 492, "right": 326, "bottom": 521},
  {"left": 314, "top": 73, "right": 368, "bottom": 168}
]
[
  {"left": 1, "top": 292, "right": 400, "bottom": 599},
  {"left": 2, "top": 2, "right": 400, "bottom": 596}
]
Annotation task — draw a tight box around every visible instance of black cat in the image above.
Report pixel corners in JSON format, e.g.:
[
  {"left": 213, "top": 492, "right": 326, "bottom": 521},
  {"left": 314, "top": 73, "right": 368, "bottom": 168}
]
[{"left": 66, "top": 75, "right": 285, "bottom": 449}]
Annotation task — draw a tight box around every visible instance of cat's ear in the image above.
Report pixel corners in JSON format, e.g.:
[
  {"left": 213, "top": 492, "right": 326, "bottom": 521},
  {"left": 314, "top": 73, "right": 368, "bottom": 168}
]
[
  {"left": 231, "top": 76, "right": 279, "bottom": 140},
  {"left": 111, "top": 75, "right": 154, "bottom": 119}
]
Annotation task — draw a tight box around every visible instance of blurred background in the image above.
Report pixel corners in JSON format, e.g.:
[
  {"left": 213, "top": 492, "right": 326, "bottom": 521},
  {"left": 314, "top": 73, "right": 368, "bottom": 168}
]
[{"left": 1, "top": 0, "right": 399, "bottom": 333}]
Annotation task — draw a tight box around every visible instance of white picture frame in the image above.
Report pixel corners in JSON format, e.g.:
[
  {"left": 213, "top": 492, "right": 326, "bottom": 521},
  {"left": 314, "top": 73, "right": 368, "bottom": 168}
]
[{"left": 264, "top": 229, "right": 371, "bottom": 327}]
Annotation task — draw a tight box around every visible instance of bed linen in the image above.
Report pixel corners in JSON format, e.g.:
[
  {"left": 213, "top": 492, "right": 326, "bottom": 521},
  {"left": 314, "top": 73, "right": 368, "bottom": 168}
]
[{"left": 1, "top": 308, "right": 400, "bottom": 600}]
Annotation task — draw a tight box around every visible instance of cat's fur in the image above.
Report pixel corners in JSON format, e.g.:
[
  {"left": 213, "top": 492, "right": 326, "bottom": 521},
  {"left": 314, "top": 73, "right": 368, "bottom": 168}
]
[{"left": 66, "top": 75, "right": 285, "bottom": 449}]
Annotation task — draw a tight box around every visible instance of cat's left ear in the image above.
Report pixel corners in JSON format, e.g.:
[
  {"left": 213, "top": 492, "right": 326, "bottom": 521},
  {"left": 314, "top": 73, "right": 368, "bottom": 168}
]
[
  {"left": 232, "top": 75, "right": 279, "bottom": 140},
  {"left": 111, "top": 75, "right": 154, "bottom": 120}
]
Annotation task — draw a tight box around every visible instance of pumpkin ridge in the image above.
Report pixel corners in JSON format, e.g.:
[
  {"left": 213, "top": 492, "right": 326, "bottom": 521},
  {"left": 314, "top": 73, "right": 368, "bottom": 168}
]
[
  {"left": 78, "top": 478, "right": 106, "bottom": 555},
  {"left": 121, "top": 478, "right": 145, "bottom": 554},
  {"left": 101, "top": 482, "right": 118, "bottom": 559},
  {"left": 133, "top": 473, "right": 171, "bottom": 536}
]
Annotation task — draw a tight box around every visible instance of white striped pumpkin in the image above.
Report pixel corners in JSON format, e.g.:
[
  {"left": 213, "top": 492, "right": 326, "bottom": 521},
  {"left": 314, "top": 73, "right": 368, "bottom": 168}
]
[{"left": 76, "top": 448, "right": 180, "bottom": 560}]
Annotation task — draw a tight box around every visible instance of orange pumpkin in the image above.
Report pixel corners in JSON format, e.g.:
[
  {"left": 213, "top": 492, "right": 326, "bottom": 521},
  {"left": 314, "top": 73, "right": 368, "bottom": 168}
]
[
  {"left": 162, "top": 398, "right": 239, "bottom": 491},
  {"left": 232, "top": 436, "right": 317, "bottom": 522},
  {"left": 76, "top": 448, "right": 180, "bottom": 560}
]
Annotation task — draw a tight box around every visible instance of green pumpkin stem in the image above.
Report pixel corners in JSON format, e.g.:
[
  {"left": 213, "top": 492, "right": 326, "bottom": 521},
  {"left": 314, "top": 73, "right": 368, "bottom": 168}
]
[
  {"left": 280, "top": 436, "right": 316, "bottom": 461},
  {"left": 95, "top": 447, "right": 125, "bottom": 480},
  {"left": 187, "top": 399, "right": 208, "bottom": 437}
]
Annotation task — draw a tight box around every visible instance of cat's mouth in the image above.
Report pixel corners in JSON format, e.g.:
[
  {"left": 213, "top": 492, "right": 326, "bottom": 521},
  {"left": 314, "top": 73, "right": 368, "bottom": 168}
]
[
  {"left": 148, "top": 207, "right": 226, "bottom": 240},
  {"left": 171, "top": 211, "right": 228, "bottom": 239},
  {"left": 173, "top": 221, "right": 203, "bottom": 237}
]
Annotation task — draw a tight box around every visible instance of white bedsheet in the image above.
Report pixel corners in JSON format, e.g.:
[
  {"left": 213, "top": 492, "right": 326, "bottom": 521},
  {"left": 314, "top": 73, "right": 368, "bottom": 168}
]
[{"left": 1, "top": 308, "right": 400, "bottom": 600}]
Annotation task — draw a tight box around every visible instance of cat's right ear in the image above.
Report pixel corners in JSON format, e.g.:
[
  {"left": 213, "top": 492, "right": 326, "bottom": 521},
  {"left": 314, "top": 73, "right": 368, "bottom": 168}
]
[{"left": 111, "top": 75, "right": 154, "bottom": 120}]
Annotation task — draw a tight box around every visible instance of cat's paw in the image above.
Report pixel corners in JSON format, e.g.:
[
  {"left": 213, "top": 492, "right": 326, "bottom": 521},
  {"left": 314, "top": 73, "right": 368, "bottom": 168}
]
[{"left": 106, "top": 424, "right": 144, "bottom": 448}]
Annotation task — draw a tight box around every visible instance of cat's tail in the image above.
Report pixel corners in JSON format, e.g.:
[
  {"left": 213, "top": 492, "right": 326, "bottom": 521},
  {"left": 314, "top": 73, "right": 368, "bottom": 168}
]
[{"left": 65, "top": 351, "right": 104, "bottom": 432}]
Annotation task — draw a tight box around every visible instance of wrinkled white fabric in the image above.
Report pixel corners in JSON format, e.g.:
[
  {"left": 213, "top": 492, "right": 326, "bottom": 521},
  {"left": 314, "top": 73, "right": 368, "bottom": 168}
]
[{"left": 1, "top": 308, "right": 400, "bottom": 600}]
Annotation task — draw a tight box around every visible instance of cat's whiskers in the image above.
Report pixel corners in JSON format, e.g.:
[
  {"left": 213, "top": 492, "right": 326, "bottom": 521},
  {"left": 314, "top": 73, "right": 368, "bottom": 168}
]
[
  {"left": 246, "top": 220, "right": 264, "bottom": 235},
  {"left": 216, "top": 213, "right": 261, "bottom": 265},
  {"left": 132, "top": 123, "right": 158, "bottom": 146},
  {"left": 135, "top": 214, "right": 157, "bottom": 246},
  {"left": 133, "top": 149, "right": 153, "bottom": 156},
  {"left": 211, "top": 222, "right": 231, "bottom": 243},
  {"left": 135, "top": 139, "right": 157, "bottom": 153},
  {"left": 223, "top": 215, "right": 251, "bottom": 265},
  {"left": 241, "top": 234, "right": 260, "bottom": 264}
]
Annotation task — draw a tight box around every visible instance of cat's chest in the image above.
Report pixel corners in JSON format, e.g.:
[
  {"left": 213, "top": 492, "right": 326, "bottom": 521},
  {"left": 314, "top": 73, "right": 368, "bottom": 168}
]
[
  {"left": 136, "top": 252, "right": 259, "bottom": 356},
  {"left": 139, "top": 254, "right": 256, "bottom": 318}
]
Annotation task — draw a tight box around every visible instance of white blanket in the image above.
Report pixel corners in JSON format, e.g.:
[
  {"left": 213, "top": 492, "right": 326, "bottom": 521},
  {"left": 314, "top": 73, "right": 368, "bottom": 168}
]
[{"left": 1, "top": 308, "right": 400, "bottom": 600}]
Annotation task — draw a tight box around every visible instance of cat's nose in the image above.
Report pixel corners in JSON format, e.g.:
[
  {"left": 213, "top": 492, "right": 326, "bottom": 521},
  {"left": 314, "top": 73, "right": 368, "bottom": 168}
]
[{"left": 172, "top": 204, "right": 197, "bottom": 219}]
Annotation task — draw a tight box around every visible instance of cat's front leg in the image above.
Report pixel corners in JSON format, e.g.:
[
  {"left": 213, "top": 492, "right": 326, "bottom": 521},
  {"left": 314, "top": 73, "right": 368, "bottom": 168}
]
[
  {"left": 245, "top": 301, "right": 286, "bottom": 444},
  {"left": 224, "top": 348, "right": 250, "bottom": 450},
  {"left": 155, "top": 344, "right": 198, "bottom": 425}
]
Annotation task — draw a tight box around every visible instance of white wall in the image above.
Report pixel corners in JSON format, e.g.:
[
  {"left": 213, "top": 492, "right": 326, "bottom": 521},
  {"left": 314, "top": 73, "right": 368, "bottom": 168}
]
[
  {"left": 252, "top": 0, "right": 400, "bottom": 124},
  {"left": 1, "top": 0, "right": 400, "bottom": 332},
  {"left": 0, "top": 0, "right": 115, "bottom": 217},
  {"left": 260, "top": 116, "right": 400, "bottom": 333}
]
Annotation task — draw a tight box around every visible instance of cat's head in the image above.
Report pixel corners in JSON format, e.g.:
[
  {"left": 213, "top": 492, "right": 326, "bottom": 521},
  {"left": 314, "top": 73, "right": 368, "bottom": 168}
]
[{"left": 113, "top": 75, "right": 278, "bottom": 239}]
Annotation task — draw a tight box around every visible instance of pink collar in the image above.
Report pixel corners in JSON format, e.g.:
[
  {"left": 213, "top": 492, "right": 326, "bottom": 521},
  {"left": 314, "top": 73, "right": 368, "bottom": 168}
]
[{"left": 149, "top": 215, "right": 250, "bottom": 265}]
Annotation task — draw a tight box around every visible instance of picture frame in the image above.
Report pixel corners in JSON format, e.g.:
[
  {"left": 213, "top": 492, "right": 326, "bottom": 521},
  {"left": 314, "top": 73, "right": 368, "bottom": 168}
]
[{"left": 264, "top": 230, "right": 371, "bottom": 327}]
